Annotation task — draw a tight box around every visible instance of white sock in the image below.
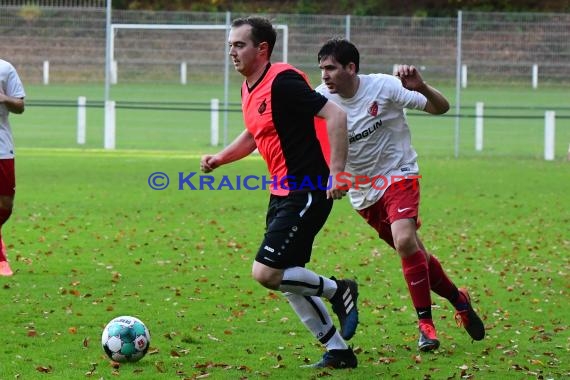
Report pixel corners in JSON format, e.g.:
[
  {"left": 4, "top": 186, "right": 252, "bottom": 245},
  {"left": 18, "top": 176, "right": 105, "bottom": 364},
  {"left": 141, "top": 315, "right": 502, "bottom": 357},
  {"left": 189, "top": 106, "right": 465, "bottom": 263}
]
[
  {"left": 284, "top": 292, "right": 348, "bottom": 350},
  {"left": 279, "top": 267, "right": 338, "bottom": 299}
]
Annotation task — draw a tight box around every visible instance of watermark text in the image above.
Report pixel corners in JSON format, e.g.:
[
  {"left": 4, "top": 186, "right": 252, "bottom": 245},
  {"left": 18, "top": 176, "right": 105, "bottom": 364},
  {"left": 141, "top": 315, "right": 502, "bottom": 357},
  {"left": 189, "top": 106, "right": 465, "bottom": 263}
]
[{"left": 147, "top": 171, "right": 421, "bottom": 191}]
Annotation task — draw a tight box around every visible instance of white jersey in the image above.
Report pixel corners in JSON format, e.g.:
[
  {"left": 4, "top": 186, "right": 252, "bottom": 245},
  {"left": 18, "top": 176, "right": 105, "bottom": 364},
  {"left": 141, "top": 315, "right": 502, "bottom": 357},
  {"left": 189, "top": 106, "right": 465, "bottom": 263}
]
[
  {"left": 0, "top": 59, "right": 25, "bottom": 159},
  {"left": 316, "top": 73, "right": 427, "bottom": 210}
]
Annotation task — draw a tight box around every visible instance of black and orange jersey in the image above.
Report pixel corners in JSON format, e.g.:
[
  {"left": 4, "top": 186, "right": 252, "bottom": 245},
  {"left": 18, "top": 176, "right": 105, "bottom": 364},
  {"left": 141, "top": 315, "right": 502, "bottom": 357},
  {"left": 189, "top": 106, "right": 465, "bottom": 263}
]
[{"left": 241, "top": 63, "right": 330, "bottom": 195}]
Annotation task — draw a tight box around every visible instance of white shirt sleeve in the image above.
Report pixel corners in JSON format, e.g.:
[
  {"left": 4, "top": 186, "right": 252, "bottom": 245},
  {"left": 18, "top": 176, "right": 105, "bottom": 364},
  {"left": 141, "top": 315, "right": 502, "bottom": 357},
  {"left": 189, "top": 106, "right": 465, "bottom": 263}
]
[
  {"left": 6, "top": 67, "right": 25, "bottom": 98},
  {"left": 385, "top": 75, "right": 427, "bottom": 111}
]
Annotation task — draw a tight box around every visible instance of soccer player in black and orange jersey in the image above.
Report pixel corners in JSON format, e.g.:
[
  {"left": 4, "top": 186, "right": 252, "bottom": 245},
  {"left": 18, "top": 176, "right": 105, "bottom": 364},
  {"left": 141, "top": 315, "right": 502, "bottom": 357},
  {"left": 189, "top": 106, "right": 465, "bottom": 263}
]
[{"left": 200, "top": 17, "right": 358, "bottom": 369}]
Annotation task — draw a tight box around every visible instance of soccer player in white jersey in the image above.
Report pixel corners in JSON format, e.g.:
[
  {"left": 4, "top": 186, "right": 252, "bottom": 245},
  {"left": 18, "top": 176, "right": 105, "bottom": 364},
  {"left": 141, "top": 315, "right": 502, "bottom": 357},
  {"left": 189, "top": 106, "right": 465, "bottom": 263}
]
[
  {"left": 0, "top": 59, "right": 26, "bottom": 276},
  {"left": 315, "top": 38, "right": 485, "bottom": 351}
]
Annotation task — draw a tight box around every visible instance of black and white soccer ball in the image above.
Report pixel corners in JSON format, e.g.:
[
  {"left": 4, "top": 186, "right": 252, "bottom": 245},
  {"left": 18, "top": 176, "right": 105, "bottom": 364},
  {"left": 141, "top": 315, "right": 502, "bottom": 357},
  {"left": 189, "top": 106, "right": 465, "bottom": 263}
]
[{"left": 101, "top": 315, "right": 151, "bottom": 362}]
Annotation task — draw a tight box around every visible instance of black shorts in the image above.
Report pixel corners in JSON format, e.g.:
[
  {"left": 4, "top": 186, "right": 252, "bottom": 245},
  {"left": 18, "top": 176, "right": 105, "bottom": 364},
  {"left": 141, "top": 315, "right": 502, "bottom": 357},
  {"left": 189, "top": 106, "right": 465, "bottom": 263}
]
[{"left": 255, "top": 190, "right": 333, "bottom": 269}]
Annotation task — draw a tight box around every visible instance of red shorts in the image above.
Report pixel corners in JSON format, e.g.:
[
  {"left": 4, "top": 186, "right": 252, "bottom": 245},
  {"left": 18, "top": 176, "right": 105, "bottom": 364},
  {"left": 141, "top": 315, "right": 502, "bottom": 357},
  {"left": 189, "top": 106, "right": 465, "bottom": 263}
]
[
  {"left": 357, "top": 178, "right": 421, "bottom": 248},
  {"left": 0, "top": 159, "right": 16, "bottom": 197}
]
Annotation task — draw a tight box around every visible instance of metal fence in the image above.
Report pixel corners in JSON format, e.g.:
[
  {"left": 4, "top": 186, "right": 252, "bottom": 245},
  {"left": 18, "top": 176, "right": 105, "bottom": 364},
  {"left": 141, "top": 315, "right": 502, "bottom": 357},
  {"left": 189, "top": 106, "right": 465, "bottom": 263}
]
[{"left": 1, "top": 4, "right": 569, "bottom": 86}]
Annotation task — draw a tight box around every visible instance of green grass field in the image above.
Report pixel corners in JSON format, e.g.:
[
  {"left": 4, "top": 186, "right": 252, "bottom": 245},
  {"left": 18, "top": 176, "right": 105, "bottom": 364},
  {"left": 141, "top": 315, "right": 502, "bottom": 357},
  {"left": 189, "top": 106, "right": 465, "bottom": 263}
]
[{"left": 1, "top": 83, "right": 569, "bottom": 379}]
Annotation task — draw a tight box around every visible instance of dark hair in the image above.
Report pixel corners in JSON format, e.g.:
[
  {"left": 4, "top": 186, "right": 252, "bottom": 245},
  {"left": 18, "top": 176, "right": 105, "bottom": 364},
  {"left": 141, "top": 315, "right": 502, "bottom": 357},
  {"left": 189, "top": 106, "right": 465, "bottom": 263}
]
[
  {"left": 317, "top": 38, "right": 360, "bottom": 73},
  {"left": 231, "top": 17, "right": 277, "bottom": 59}
]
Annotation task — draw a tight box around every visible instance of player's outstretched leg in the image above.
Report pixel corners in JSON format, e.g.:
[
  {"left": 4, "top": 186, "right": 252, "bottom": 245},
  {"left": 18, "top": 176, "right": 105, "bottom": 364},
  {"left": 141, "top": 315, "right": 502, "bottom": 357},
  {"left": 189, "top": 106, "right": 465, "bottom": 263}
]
[
  {"left": 330, "top": 277, "right": 359, "bottom": 340},
  {"left": 285, "top": 293, "right": 357, "bottom": 370},
  {"left": 454, "top": 288, "right": 485, "bottom": 341},
  {"left": 426, "top": 254, "right": 485, "bottom": 341}
]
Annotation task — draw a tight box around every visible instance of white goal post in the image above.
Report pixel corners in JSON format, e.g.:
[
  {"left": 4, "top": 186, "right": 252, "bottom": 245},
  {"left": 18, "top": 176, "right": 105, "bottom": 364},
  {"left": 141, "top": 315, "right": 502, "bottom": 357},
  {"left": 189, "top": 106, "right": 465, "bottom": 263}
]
[
  {"left": 103, "top": 16, "right": 289, "bottom": 149},
  {"left": 109, "top": 23, "right": 289, "bottom": 79}
]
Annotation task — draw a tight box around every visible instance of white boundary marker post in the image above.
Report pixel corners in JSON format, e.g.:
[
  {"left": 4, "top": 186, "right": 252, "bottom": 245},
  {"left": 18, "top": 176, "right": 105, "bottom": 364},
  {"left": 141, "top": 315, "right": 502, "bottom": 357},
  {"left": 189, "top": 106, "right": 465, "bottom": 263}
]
[
  {"left": 111, "top": 60, "right": 118, "bottom": 84},
  {"left": 210, "top": 98, "right": 219, "bottom": 146},
  {"left": 461, "top": 64, "right": 468, "bottom": 88},
  {"left": 180, "top": 61, "right": 187, "bottom": 85},
  {"left": 43, "top": 60, "right": 49, "bottom": 85},
  {"left": 532, "top": 64, "right": 538, "bottom": 89},
  {"left": 104, "top": 100, "right": 116, "bottom": 149},
  {"left": 77, "top": 96, "right": 87, "bottom": 145},
  {"left": 544, "top": 110, "right": 555, "bottom": 161},
  {"left": 475, "top": 102, "right": 484, "bottom": 151}
]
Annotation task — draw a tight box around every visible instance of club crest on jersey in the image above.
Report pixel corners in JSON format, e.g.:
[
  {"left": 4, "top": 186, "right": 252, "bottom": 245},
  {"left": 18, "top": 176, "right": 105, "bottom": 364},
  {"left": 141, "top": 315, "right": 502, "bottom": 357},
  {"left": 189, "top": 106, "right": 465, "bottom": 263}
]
[
  {"left": 367, "top": 101, "right": 379, "bottom": 117},
  {"left": 258, "top": 98, "right": 267, "bottom": 114}
]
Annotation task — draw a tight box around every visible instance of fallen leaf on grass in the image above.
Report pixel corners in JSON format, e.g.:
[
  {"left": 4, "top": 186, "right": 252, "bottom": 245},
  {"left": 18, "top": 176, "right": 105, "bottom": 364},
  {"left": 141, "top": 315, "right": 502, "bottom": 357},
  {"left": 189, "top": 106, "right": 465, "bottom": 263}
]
[
  {"left": 207, "top": 333, "right": 221, "bottom": 342},
  {"left": 148, "top": 347, "right": 160, "bottom": 355},
  {"left": 377, "top": 356, "right": 397, "bottom": 364},
  {"left": 85, "top": 363, "right": 97, "bottom": 376},
  {"left": 154, "top": 361, "right": 166, "bottom": 373},
  {"left": 36, "top": 366, "right": 52, "bottom": 373},
  {"left": 194, "top": 362, "right": 232, "bottom": 370}
]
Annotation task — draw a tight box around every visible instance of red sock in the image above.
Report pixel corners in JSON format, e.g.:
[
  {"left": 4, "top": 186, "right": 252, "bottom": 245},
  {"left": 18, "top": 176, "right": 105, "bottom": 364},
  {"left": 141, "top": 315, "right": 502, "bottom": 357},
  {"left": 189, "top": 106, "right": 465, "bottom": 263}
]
[
  {"left": 402, "top": 250, "right": 432, "bottom": 309},
  {"left": 428, "top": 255, "right": 460, "bottom": 303}
]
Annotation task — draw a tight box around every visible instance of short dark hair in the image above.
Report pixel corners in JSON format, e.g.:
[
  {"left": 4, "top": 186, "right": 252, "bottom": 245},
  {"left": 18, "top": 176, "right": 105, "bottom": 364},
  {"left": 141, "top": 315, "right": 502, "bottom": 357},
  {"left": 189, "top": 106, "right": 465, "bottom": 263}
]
[
  {"left": 231, "top": 17, "right": 277, "bottom": 59},
  {"left": 317, "top": 38, "right": 360, "bottom": 73}
]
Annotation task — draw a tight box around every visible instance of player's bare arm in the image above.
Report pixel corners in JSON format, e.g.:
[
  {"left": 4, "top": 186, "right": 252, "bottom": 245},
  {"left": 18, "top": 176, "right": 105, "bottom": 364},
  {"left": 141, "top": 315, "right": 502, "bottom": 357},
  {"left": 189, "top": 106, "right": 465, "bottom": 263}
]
[
  {"left": 200, "top": 130, "right": 257, "bottom": 173},
  {"left": 317, "top": 100, "right": 348, "bottom": 200},
  {"left": 0, "top": 94, "right": 24, "bottom": 114},
  {"left": 394, "top": 64, "right": 449, "bottom": 115}
]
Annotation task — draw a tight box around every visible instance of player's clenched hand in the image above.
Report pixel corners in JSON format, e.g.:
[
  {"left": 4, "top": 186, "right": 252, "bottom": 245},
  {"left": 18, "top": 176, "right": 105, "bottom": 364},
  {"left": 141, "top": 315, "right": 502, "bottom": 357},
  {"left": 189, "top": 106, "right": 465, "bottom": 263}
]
[
  {"left": 200, "top": 155, "right": 220, "bottom": 173},
  {"left": 327, "top": 173, "right": 347, "bottom": 200},
  {"left": 394, "top": 65, "right": 426, "bottom": 91}
]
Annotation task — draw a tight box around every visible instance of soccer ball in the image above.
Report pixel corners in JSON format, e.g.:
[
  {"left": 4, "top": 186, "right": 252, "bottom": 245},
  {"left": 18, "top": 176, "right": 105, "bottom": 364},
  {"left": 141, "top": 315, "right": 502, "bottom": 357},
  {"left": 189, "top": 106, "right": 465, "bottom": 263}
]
[{"left": 101, "top": 315, "right": 151, "bottom": 362}]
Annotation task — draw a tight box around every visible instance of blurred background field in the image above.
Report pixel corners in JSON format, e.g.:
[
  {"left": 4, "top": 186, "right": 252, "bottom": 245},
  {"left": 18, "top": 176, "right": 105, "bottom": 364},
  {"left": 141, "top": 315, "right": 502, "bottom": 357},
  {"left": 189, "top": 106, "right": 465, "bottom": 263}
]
[
  {"left": 16, "top": 82, "right": 570, "bottom": 159},
  {"left": 3, "top": 3, "right": 569, "bottom": 159}
]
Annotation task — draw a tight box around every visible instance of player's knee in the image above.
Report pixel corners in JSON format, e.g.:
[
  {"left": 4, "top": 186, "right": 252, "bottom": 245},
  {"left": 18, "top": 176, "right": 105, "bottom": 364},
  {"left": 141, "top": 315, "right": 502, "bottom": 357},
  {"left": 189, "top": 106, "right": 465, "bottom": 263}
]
[
  {"left": 393, "top": 234, "right": 417, "bottom": 257},
  {"left": 0, "top": 195, "right": 13, "bottom": 209},
  {"left": 0, "top": 202, "right": 13, "bottom": 225},
  {"left": 252, "top": 272, "right": 280, "bottom": 290},
  {"left": 251, "top": 265, "right": 281, "bottom": 290}
]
